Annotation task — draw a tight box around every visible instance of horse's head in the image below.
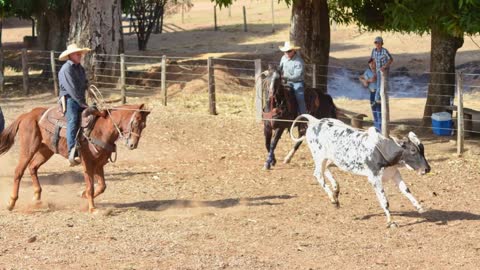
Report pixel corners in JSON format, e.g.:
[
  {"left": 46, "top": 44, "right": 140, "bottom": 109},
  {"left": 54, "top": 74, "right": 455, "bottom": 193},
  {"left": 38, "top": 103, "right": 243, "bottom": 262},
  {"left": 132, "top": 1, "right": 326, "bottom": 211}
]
[
  {"left": 117, "top": 104, "right": 151, "bottom": 150},
  {"left": 262, "top": 64, "right": 283, "bottom": 100}
]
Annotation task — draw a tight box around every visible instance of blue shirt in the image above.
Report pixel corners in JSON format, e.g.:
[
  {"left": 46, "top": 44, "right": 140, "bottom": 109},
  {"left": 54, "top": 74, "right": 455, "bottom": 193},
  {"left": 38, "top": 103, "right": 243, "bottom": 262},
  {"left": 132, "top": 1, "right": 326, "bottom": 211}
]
[
  {"left": 58, "top": 60, "right": 88, "bottom": 107},
  {"left": 279, "top": 53, "right": 305, "bottom": 82},
  {"left": 363, "top": 68, "right": 377, "bottom": 91}
]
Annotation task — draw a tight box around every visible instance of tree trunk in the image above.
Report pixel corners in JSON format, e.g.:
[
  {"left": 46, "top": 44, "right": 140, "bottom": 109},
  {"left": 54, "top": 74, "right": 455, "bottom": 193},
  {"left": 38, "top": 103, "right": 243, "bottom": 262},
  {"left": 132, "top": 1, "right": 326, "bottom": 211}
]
[
  {"left": 422, "top": 26, "right": 463, "bottom": 125},
  {"left": 37, "top": 9, "right": 70, "bottom": 51},
  {"left": 290, "top": 0, "right": 330, "bottom": 94},
  {"left": 69, "top": 0, "right": 124, "bottom": 80}
]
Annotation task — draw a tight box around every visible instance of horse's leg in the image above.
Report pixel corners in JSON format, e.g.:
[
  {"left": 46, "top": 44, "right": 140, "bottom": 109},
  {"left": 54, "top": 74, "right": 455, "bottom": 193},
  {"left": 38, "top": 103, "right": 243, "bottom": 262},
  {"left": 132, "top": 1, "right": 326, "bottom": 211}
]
[
  {"left": 264, "top": 127, "right": 283, "bottom": 169},
  {"left": 264, "top": 122, "right": 272, "bottom": 152},
  {"left": 8, "top": 127, "right": 41, "bottom": 211},
  {"left": 284, "top": 123, "right": 306, "bottom": 164},
  {"left": 284, "top": 140, "right": 302, "bottom": 164},
  {"left": 93, "top": 165, "right": 107, "bottom": 198},
  {"left": 28, "top": 145, "right": 54, "bottom": 203},
  {"left": 82, "top": 163, "right": 97, "bottom": 213}
]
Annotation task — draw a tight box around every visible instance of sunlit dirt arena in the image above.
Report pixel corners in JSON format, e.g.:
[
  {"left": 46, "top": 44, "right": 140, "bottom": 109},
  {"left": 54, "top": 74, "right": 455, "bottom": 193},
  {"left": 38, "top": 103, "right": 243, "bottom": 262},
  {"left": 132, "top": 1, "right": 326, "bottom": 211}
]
[{"left": 1, "top": 94, "right": 480, "bottom": 269}]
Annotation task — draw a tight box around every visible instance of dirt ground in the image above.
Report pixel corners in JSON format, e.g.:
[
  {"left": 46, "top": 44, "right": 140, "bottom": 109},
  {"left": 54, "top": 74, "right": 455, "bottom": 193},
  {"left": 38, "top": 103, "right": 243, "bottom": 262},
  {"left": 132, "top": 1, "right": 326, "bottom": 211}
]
[{"left": 1, "top": 1, "right": 480, "bottom": 269}]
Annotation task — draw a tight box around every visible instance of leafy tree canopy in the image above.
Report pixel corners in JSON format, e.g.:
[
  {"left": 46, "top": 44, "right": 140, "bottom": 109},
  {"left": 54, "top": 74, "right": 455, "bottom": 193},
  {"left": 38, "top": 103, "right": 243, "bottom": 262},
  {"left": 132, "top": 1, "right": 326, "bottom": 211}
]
[{"left": 331, "top": 0, "right": 480, "bottom": 37}]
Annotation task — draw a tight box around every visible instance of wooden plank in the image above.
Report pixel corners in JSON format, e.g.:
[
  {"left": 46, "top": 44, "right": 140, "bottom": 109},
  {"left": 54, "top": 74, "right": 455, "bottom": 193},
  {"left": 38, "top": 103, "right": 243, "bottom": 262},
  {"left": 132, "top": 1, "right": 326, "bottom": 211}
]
[
  {"left": 457, "top": 72, "right": 464, "bottom": 156},
  {"left": 161, "top": 55, "right": 167, "bottom": 106},
  {"left": 380, "top": 70, "right": 389, "bottom": 137},
  {"left": 254, "top": 59, "right": 262, "bottom": 122},
  {"left": 208, "top": 57, "right": 217, "bottom": 115},
  {"left": 22, "top": 48, "right": 29, "bottom": 95},
  {"left": 50, "top": 50, "right": 59, "bottom": 96}
]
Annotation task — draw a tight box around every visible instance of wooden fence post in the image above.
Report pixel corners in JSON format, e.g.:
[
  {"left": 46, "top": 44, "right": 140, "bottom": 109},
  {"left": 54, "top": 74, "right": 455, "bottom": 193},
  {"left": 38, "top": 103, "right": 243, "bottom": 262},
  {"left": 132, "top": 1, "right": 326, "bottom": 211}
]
[
  {"left": 457, "top": 72, "right": 464, "bottom": 156},
  {"left": 214, "top": 5, "right": 218, "bottom": 31},
  {"left": 312, "top": 64, "right": 317, "bottom": 88},
  {"left": 161, "top": 55, "right": 167, "bottom": 106},
  {"left": 208, "top": 57, "right": 217, "bottom": 115},
  {"left": 380, "top": 70, "right": 389, "bottom": 137},
  {"left": 50, "top": 50, "right": 59, "bottom": 96},
  {"left": 0, "top": 48, "right": 4, "bottom": 93},
  {"left": 255, "top": 59, "right": 262, "bottom": 122},
  {"left": 21, "top": 48, "right": 29, "bottom": 95},
  {"left": 243, "top": 6, "right": 247, "bottom": 32},
  {"left": 271, "top": 0, "right": 275, "bottom": 33},
  {"left": 120, "top": 53, "right": 126, "bottom": 104}
]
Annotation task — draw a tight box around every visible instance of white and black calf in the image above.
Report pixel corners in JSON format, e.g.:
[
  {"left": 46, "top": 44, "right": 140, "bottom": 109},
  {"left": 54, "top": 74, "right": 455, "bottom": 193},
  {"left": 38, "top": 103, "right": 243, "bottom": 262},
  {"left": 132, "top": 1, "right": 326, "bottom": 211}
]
[{"left": 290, "top": 114, "right": 431, "bottom": 228}]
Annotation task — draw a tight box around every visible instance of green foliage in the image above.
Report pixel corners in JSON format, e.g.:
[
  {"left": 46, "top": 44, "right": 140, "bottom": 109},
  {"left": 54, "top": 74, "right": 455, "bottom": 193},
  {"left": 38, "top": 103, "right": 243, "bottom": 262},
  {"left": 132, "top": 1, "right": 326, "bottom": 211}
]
[
  {"left": 0, "top": 0, "right": 70, "bottom": 18},
  {"left": 331, "top": 0, "right": 480, "bottom": 37}
]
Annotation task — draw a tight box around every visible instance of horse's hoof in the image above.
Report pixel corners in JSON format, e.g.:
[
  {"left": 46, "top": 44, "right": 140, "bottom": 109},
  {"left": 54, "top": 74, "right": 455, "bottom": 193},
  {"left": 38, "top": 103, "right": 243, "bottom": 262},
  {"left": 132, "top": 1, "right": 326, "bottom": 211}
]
[
  {"left": 271, "top": 159, "right": 277, "bottom": 167},
  {"left": 89, "top": 208, "right": 99, "bottom": 214},
  {"left": 32, "top": 199, "right": 43, "bottom": 205},
  {"left": 6, "top": 204, "right": 14, "bottom": 211},
  {"left": 387, "top": 221, "right": 399, "bottom": 228},
  {"left": 263, "top": 163, "right": 271, "bottom": 170},
  {"left": 332, "top": 201, "right": 340, "bottom": 208},
  {"left": 79, "top": 190, "right": 87, "bottom": 199}
]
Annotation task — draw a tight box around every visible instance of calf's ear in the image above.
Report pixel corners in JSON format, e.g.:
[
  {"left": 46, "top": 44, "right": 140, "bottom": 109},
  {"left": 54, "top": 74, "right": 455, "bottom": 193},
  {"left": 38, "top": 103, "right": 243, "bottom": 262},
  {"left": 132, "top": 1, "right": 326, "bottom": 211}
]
[
  {"left": 376, "top": 138, "right": 404, "bottom": 164},
  {"left": 408, "top": 132, "right": 421, "bottom": 146}
]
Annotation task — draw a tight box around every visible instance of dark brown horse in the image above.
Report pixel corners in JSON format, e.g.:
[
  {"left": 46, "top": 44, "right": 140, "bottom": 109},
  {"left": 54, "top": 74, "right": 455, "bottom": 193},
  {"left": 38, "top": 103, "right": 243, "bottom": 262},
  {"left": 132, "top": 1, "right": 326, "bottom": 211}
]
[
  {"left": 262, "top": 66, "right": 337, "bottom": 169},
  {"left": 0, "top": 104, "right": 150, "bottom": 212}
]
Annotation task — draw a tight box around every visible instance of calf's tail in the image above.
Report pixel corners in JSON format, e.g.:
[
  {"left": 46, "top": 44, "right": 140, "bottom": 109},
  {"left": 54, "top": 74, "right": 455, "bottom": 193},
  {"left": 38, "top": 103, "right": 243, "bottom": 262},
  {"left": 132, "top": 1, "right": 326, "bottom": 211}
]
[{"left": 289, "top": 114, "right": 319, "bottom": 143}]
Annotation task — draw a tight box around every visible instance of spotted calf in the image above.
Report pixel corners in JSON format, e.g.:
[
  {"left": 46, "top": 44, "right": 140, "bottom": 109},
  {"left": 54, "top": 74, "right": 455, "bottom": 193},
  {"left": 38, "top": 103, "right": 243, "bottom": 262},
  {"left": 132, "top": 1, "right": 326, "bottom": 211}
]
[{"left": 290, "top": 114, "right": 431, "bottom": 227}]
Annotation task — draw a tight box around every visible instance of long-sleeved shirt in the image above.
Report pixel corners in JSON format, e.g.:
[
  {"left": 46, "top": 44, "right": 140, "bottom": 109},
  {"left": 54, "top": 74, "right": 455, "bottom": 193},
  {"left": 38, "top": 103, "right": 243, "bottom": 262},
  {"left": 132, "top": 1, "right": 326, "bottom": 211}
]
[
  {"left": 279, "top": 53, "right": 305, "bottom": 82},
  {"left": 58, "top": 60, "right": 88, "bottom": 107}
]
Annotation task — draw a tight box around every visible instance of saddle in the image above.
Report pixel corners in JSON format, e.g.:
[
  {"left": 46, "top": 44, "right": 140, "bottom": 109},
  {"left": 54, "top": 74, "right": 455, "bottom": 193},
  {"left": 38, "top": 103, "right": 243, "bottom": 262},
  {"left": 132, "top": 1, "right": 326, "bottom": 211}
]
[{"left": 39, "top": 104, "right": 101, "bottom": 153}]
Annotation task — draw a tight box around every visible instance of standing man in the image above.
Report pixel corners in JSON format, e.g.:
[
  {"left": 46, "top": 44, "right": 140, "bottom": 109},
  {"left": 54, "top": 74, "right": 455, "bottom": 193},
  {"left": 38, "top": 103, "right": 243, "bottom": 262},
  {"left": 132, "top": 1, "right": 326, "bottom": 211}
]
[
  {"left": 371, "top": 36, "right": 393, "bottom": 91},
  {"left": 278, "top": 41, "right": 307, "bottom": 115},
  {"left": 58, "top": 44, "right": 91, "bottom": 166}
]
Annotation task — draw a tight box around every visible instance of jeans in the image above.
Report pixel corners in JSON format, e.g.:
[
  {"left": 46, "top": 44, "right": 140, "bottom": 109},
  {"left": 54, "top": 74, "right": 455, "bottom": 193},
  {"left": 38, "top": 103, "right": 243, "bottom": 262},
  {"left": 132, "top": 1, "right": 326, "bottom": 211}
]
[
  {"left": 370, "top": 91, "right": 381, "bottom": 132},
  {"left": 288, "top": 81, "right": 307, "bottom": 115},
  {"left": 66, "top": 97, "right": 83, "bottom": 152},
  {"left": 0, "top": 107, "right": 4, "bottom": 133}
]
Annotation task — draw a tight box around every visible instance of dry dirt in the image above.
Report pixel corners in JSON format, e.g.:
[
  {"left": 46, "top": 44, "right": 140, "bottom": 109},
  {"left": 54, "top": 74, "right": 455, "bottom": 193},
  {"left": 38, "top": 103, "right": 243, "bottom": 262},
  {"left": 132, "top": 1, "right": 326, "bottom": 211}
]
[{"left": 1, "top": 1, "right": 480, "bottom": 269}]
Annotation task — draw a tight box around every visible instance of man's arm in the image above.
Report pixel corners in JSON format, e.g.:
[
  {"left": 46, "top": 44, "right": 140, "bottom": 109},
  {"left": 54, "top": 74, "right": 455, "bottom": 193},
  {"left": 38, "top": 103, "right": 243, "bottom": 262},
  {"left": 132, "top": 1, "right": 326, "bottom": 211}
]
[{"left": 62, "top": 67, "right": 88, "bottom": 107}]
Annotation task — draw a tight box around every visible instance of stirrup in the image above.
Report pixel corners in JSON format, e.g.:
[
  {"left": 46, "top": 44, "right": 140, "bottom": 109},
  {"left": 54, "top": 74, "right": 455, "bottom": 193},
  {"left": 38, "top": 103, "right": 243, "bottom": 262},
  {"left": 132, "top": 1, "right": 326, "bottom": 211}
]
[{"left": 68, "top": 147, "right": 81, "bottom": 166}]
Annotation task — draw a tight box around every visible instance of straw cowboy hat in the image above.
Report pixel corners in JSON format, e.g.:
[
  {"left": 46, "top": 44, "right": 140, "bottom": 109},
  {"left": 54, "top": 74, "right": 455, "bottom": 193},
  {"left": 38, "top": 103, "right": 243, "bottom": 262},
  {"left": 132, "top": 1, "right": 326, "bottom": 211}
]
[
  {"left": 279, "top": 41, "right": 301, "bottom": 52},
  {"left": 59, "top": 44, "right": 91, "bottom": 61}
]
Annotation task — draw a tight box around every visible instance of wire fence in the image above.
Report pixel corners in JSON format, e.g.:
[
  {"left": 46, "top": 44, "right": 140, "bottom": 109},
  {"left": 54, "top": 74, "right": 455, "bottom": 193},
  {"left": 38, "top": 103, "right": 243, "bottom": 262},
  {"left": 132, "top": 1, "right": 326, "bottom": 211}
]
[{"left": 1, "top": 48, "right": 480, "bottom": 154}]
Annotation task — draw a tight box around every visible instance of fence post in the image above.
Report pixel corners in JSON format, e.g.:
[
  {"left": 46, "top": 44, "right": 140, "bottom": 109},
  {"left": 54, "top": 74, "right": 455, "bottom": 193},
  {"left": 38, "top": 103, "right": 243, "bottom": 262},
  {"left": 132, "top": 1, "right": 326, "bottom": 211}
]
[
  {"left": 208, "top": 57, "right": 217, "bottom": 115},
  {"left": 243, "top": 6, "right": 247, "bottom": 32},
  {"left": 312, "top": 64, "right": 317, "bottom": 88},
  {"left": 214, "top": 5, "right": 218, "bottom": 31},
  {"left": 161, "top": 55, "right": 167, "bottom": 106},
  {"left": 120, "top": 53, "right": 126, "bottom": 104},
  {"left": 457, "top": 72, "right": 464, "bottom": 156},
  {"left": 22, "top": 48, "right": 29, "bottom": 95},
  {"left": 0, "top": 48, "right": 4, "bottom": 93},
  {"left": 271, "top": 0, "right": 275, "bottom": 33},
  {"left": 50, "top": 50, "right": 59, "bottom": 96},
  {"left": 255, "top": 59, "right": 262, "bottom": 123},
  {"left": 380, "top": 70, "right": 389, "bottom": 137}
]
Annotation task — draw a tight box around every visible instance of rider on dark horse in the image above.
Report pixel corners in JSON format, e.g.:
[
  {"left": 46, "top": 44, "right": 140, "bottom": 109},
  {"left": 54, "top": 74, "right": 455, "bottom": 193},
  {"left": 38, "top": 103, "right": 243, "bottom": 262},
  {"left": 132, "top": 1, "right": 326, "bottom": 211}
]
[
  {"left": 278, "top": 41, "right": 306, "bottom": 116},
  {"left": 58, "top": 44, "right": 92, "bottom": 166}
]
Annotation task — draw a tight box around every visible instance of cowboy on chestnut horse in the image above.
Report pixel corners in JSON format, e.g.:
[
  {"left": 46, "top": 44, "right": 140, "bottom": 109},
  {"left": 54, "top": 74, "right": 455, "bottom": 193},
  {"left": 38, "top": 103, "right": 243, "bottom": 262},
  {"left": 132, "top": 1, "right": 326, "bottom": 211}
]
[{"left": 58, "top": 43, "right": 92, "bottom": 166}]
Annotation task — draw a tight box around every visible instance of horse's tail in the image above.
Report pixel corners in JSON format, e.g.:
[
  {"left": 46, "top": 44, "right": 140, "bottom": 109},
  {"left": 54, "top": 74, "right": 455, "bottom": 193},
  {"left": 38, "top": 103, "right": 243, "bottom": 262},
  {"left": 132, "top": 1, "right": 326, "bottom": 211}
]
[
  {"left": 0, "top": 114, "right": 23, "bottom": 156},
  {"left": 289, "top": 114, "right": 319, "bottom": 143}
]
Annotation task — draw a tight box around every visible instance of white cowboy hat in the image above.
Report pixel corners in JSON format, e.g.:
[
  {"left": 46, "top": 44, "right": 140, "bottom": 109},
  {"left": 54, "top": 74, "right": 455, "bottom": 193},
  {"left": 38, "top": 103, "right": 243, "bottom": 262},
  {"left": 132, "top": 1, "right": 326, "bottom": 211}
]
[
  {"left": 59, "top": 44, "right": 92, "bottom": 61},
  {"left": 278, "top": 41, "right": 301, "bottom": 52}
]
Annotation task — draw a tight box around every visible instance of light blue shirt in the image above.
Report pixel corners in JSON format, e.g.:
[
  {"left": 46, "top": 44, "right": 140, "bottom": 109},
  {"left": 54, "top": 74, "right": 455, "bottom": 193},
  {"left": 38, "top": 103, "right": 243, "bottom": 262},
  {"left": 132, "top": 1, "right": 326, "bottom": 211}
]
[
  {"left": 279, "top": 53, "right": 305, "bottom": 82},
  {"left": 363, "top": 68, "right": 377, "bottom": 91}
]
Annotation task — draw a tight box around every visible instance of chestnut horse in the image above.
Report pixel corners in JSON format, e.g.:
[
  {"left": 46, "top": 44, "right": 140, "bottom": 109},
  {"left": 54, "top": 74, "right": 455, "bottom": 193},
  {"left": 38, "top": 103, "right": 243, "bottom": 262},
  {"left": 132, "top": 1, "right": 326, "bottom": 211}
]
[
  {"left": 0, "top": 104, "right": 150, "bottom": 212},
  {"left": 262, "top": 66, "right": 337, "bottom": 169}
]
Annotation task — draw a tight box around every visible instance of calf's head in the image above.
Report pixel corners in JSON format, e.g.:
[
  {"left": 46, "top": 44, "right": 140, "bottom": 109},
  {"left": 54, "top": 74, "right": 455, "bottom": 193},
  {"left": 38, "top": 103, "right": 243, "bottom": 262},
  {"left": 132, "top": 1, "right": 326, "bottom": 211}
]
[{"left": 398, "top": 132, "right": 431, "bottom": 175}]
